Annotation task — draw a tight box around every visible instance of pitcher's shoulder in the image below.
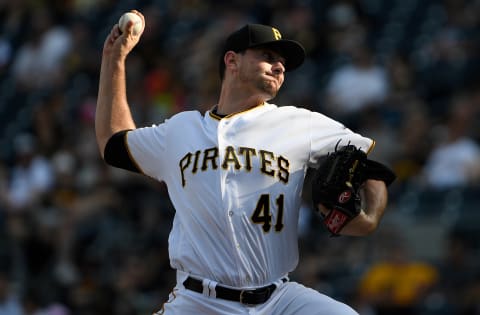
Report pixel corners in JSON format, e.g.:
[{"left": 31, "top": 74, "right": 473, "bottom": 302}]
[
  {"left": 171, "top": 110, "right": 203, "bottom": 119},
  {"left": 267, "top": 104, "right": 317, "bottom": 118},
  {"left": 162, "top": 110, "right": 204, "bottom": 124}
]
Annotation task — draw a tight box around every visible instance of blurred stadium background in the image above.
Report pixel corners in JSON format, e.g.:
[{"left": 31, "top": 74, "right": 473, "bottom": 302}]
[{"left": 0, "top": 0, "right": 479, "bottom": 314}]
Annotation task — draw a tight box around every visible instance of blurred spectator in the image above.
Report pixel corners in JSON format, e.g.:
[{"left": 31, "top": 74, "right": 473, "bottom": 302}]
[
  {"left": 390, "top": 97, "right": 433, "bottom": 185},
  {"left": 414, "top": 0, "right": 480, "bottom": 113},
  {"left": 384, "top": 53, "right": 417, "bottom": 107},
  {"left": 21, "top": 285, "right": 71, "bottom": 315},
  {"left": 421, "top": 93, "right": 480, "bottom": 190},
  {"left": 0, "top": 269, "right": 22, "bottom": 315},
  {"left": 11, "top": 8, "right": 72, "bottom": 91},
  {"left": 323, "top": 43, "right": 389, "bottom": 122},
  {"left": 31, "top": 93, "right": 68, "bottom": 156},
  {"left": 0, "top": 38, "right": 12, "bottom": 76},
  {"left": 322, "top": 1, "right": 369, "bottom": 58},
  {"left": 5, "top": 133, "right": 54, "bottom": 211},
  {"left": 462, "top": 276, "right": 480, "bottom": 315},
  {"left": 357, "top": 239, "right": 438, "bottom": 315},
  {"left": 424, "top": 228, "right": 480, "bottom": 314},
  {"left": 0, "top": 162, "right": 9, "bottom": 212}
]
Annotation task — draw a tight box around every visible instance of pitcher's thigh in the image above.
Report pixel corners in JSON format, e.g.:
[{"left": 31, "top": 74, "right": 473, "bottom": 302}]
[{"left": 271, "top": 282, "right": 359, "bottom": 315}]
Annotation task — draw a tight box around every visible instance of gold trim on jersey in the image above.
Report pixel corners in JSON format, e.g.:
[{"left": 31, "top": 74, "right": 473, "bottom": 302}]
[
  {"left": 366, "top": 139, "right": 376, "bottom": 155},
  {"left": 154, "top": 288, "right": 178, "bottom": 314},
  {"left": 208, "top": 102, "right": 266, "bottom": 120},
  {"left": 209, "top": 110, "right": 223, "bottom": 120}
]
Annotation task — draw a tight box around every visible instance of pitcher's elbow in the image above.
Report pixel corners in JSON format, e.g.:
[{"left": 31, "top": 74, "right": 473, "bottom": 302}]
[
  {"left": 95, "top": 131, "right": 110, "bottom": 160},
  {"left": 363, "top": 220, "right": 380, "bottom": 235}
]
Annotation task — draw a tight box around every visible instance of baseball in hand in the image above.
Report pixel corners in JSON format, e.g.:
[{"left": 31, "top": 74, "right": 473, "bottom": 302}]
[{"left": 118, "top": 12, "right": 143, "bottom": 35}]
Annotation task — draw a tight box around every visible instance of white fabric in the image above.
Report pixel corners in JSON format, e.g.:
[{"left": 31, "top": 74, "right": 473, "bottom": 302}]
[{"left": 127, "top": 103, "right": 374, "bottom": 288}]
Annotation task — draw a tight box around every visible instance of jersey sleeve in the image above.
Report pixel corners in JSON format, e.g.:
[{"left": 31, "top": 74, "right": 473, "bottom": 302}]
[
  {"left": 125, "top": 122, "right": 168, "bottom": 181},
  {"left": 308, "top": 111, "right": 375, "bottom": 167}
]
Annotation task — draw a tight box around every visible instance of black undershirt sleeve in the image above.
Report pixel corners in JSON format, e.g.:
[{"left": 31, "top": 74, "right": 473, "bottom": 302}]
[
  {"left": 364, "top": 159, "right": 396, "bottom": 186},
  {"left": 104, "top": 130, "right": 141, "bottom": 173}
]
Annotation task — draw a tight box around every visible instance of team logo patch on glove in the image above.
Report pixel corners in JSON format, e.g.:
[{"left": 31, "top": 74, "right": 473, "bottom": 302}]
[{"left": 338, "top": 190, "right": 352, "bottom": 203}]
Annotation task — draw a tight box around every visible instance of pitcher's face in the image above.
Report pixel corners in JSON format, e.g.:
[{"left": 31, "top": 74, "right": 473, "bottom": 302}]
[{"left": 236, "top": 48, "right": 286, "bottom": 100}]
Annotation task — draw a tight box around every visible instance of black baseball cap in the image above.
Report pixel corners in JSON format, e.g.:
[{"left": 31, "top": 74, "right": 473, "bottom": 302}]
[{"left": 219, "top": 24, "right": 305, "bottom": 76}]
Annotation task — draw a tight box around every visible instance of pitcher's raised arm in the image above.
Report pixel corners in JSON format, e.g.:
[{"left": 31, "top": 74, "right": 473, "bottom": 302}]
[{"left": 95, "top": 10, "right": 145, "bottom": 158}]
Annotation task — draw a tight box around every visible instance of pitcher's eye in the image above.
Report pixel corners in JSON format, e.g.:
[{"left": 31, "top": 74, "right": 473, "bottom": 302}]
[
  {"left": 262, "top": 51, "right": 285, "bottom": 66},
  {"left": 262, "top": 51, "right": 273, "bottom": 61}
]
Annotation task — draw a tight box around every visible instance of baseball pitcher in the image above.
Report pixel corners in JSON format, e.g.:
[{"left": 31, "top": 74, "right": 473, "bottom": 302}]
[{"left": 96, "top": 10, "right": 395, "bottom": 315}]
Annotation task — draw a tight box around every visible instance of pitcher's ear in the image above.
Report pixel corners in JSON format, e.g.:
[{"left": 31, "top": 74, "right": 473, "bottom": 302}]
[{"left": 224, "top": 51, "right": 240, "bottom": 73}]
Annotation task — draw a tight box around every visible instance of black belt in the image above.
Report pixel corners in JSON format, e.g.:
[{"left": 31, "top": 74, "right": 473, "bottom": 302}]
[{"left": 183, "top": 276, "right": 286, "bottom": 305}]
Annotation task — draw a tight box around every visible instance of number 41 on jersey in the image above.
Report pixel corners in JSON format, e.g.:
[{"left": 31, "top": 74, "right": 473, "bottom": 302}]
[{"left": 251, "top": 194, "right": 285, "bottom": 233}]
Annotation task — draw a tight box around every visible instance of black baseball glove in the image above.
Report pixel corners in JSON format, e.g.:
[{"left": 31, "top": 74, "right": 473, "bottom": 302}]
[{"left": 311, "top": 143, "right": 396, "bottom": 236}]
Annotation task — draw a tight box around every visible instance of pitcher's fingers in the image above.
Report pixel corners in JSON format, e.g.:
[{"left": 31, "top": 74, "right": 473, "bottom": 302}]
[
  {"left": 126, "top": 10, "right": 145, "bottom": 35},
  {"left": 131, "top": 10, "right": 145, "bottom": 28},
  {"left": 109, "top": 24, "right": 123, "bottom": 41},
  {"left": 105, "top": 24, "right": 120, "bottom": 44}
]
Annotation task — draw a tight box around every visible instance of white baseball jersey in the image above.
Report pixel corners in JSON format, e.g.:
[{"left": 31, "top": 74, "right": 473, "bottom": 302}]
[{"left": 126, "top": 102, "right": 374, "bottom": 289}]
